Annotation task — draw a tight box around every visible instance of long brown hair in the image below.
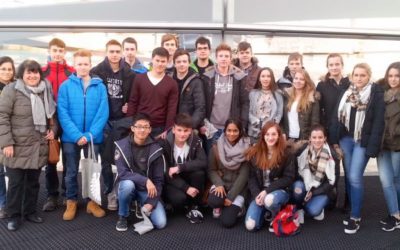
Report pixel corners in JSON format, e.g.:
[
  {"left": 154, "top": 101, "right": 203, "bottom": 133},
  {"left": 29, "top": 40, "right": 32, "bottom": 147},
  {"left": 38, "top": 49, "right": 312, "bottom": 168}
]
[
  {"left": 245, "top": 122, "right": 286, "bottom": 170},
  {"left": 287, "top": 69, "right": 315, "bottom": 113}
]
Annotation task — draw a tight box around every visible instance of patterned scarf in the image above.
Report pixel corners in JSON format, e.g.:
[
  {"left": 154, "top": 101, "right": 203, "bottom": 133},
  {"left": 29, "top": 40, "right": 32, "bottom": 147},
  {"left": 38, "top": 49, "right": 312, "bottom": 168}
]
[
  {"left": 338, "top": 83, "right": 372, "bottom": 141},
  {"left": 306, "top": 146, "right": 330, "bottom": 183}
]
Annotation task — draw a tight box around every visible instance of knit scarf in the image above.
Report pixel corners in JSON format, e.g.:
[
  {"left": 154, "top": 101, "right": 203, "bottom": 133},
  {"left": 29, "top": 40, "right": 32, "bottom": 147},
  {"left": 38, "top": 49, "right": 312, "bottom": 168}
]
[
  {"left": 306, "top": 146, "right": 330, "bottom": 183},
  {"left": 338, "top": 83, "right": 372, "bottom": 141},
  {"left": 15, "top": 79, "right": 56, "bottom": 133},
  {"left": 217, "top": 134, "right": 250, "bottom": 170}
]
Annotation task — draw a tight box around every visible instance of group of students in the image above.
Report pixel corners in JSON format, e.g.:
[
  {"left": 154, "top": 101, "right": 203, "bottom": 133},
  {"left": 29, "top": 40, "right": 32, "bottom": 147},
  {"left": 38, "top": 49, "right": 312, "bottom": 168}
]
[{"left": 0, "top": 34, "right": 399, "bottom": 236}]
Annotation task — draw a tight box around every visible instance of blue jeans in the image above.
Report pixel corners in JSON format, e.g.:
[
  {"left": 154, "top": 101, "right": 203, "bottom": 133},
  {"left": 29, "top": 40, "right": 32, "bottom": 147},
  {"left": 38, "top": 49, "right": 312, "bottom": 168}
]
[
  {"left": 63, "top": 142, "right": 100, "bottom": 200},
  {"left": 292, "top": 180, "right": 329, "bottom": 217},
  {"left": 0, "top": 164, "right": 6, "bottom": 208},
  {"left": 377, "top": 150, "right": 400, "bottom": 216},
  {"left": 118, "top": 180, "right": 166, "bottom": 229},
  {"left": 205, "top": 129, "right": 223, "bottom": 155},
  {"left": 245, "top": 189, "right": 289, "bottom": 231},
  {"left": 339, "top": 136, "right": 370, "bottom": 219}
]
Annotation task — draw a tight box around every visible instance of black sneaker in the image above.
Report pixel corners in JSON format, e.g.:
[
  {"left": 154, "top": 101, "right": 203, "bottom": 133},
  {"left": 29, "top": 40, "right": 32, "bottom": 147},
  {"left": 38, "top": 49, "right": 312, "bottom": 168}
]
[
  {"left": 116, "top": 216, "right": 128, "bottom": 232},
  {"left": 380, "top": 215, "right": 392, "bottom": 225},
  {"left": 186, "top": 209, "right": 204, "bottom": 224},
  {"left": 344, "top": 218, "right": 360, "bottom": 234},
  {"left": 343, "top": 216, "right": 361, "bottom": 226},
  {"left": 382, "top": 216, "right": 400, "bottom": 232}
]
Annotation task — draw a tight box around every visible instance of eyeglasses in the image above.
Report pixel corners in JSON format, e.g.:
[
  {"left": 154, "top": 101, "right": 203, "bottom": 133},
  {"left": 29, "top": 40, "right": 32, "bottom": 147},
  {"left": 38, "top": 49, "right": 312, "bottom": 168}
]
[
  {"left": 133, "top": 126, "right": 151, "bottom": 130},
  {"left": 0, "top": 68, "right": 13, "bottom": 72}
]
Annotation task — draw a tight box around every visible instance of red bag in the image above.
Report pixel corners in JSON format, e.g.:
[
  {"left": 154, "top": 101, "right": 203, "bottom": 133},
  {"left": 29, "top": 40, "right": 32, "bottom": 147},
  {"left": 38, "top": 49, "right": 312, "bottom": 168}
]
[{"left": 272, "top": 204, "right": 300, "bottom": 237}]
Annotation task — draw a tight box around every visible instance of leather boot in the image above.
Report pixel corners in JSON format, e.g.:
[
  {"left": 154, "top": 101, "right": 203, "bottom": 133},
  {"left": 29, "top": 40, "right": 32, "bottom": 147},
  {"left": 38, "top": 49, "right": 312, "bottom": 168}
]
[
  {"left": 87, "top": 200, "right": 105, "bottom": 218},
  {"left": 63, "top": 200, "right": 78, "bottom": 221}
]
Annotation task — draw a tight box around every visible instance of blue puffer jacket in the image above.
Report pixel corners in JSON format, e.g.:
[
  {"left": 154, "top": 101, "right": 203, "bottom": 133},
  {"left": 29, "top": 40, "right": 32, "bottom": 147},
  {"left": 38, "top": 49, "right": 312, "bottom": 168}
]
[{"left": 58, "top": 73, "right": 109, "bottom": 144}]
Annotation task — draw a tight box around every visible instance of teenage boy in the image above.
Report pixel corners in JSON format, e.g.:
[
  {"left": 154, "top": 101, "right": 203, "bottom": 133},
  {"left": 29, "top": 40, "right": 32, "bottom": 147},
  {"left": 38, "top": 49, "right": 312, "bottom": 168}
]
[
  {"left": 42, "top": 38, "right": 75, "bottom": 212},
  {"left": 172, "top": 49, "right": 206, "bottom": 129},
  {"left": 161, "top": 34, "right": 179, "bottom": 75},
  {"left": 191, "top": 36, "right": 214, "bottom": 76},
  {"left": 91, "top": 39, "right": 135, "bottom": 211},
  {"left": 122, "top": 37, "right": 148, "bottom": 74},
  {"left": 277, "top": 52, "right": 304, "bottom": 89},
  {"left": 114, "top": 113, "right": 166, "bottom": 232},
  {"left": 58, "top": 49, "right": 109, "bottom": 221},
  {"left": 200, "top": 43, "right": 249, "bottom": 153},
  {"left": 161, "top": 113, "right": 207, "bottom": 223},
  {"left": 232, "top": 41, "right": 261, "bottom": 92},
  {"left": 127, "top": 47, "right": 179, "bottom": 139}
]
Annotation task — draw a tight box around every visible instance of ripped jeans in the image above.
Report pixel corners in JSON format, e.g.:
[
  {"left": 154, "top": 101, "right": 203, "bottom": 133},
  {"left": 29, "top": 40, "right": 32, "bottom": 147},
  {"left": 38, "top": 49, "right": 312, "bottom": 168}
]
[{"left": 245, "top": 189, "right": 289, "bottom": 231}]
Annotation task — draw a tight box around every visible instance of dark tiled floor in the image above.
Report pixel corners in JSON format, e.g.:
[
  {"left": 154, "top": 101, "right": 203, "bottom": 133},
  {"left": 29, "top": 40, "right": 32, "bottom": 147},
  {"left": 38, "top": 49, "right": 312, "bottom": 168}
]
[{"left": 0, "top": 175, "right": 399, "bottom": 250}]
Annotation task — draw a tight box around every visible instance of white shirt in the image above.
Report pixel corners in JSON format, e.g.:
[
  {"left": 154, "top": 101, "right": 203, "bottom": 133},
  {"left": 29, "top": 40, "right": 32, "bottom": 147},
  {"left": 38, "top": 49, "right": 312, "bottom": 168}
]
[{"left": 288, "top": 100, "right": 300, "bottom": 139}]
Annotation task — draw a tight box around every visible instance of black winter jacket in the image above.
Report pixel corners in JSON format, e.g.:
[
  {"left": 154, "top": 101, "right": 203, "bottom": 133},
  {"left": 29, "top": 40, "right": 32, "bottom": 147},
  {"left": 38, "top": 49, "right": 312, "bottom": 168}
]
[
  {"left": 329, "top": 83, "right": 385, "bottom": 157},
  {"left": 172, "top": 69, "right": 206, "bottom": 129},
  {"left": 160, "top": 129, "right": 207, "bottom": 192},
  {"left": 248, "top": 149, "right": 295, "bottom": 200}
]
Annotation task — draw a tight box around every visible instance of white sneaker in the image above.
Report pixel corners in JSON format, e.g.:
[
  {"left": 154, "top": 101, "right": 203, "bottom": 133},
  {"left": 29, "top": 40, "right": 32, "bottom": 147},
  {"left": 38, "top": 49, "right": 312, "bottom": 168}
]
[
  {"left": 297, "top": 209, "right": 305, "bottom": 224},
  {"left": 313, "top": 209, "right": 324, "bottom": 221}
]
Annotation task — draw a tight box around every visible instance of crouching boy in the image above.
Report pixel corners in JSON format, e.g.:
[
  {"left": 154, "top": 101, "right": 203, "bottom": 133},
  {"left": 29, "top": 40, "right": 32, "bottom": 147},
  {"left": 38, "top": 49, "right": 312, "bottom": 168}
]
[
  {"left": 114, "top": 113, "right": 166, "bottom": 232},
  {"left": 161, "top": 113, "right": 207, "bottom": 223}
]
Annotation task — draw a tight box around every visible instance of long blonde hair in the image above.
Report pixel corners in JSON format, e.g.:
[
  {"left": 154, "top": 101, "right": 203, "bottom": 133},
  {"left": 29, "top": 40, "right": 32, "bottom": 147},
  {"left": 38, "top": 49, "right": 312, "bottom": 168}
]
[{"left": 287, "top": 69, "right": 316, "bottom": 112}]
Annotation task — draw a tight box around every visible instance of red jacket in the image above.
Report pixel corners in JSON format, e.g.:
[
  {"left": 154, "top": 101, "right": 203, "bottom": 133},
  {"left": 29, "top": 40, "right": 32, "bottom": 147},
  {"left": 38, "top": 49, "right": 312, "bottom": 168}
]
[{"left": 42, "top": 61, "right": 75, "bottom": 100}]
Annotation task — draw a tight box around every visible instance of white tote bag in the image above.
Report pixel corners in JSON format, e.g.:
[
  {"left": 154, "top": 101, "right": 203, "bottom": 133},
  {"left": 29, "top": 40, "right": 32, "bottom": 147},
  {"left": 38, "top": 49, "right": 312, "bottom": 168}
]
[{"left": 81, "top": 134, "right": 102, "bottom": 205}]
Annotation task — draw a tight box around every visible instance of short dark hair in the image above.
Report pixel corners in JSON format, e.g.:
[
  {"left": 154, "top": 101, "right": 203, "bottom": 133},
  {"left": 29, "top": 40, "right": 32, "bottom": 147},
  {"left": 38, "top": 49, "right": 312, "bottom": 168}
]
[
  {"left": 122, "top": 37, "right": 138, "bottom": 50},
  {"left": 16, "top": 59, "right": 43, "bottom": 81},
  {"left": 106, "top": 39, "right": 122, "bottom": 50},
  {"left": 152, "top": 47, "right": 169, "bottom": 59},
  {"left": 132, "top": 113, "right": 151, "bottom": 127},
  {"left": 288, "top": 52, "right": 303, "bottom": 64},
  {"left": 195, "top": 36, "right": 211, "bottom": 49},
  {"left": 48, "top": 38, "right": 66, "bottom": 48},
  {"left": 0, "top": 56, "right": 16, "bottom": 81},
  {"left": 173, "top": 49, "right": 191, "bottom": 64},
  {"left": 237, "top": 41, "right": 252, "bottom": 52},
  {"left": 174, "top": 113, "right": 193, "bottom": 128}
]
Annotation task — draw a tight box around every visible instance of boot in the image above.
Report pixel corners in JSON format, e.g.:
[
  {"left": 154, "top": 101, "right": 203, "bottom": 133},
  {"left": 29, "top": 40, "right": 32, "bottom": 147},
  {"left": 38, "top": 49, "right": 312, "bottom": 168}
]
[
  {"left": 42, "top": 196, "right": 58, "bottom": 212},
  {"left": 87, "top": 200, "right": 105, "bottom": 218},
  {"left": 63, "top": 200, "right": 78, "bottom": 221}
]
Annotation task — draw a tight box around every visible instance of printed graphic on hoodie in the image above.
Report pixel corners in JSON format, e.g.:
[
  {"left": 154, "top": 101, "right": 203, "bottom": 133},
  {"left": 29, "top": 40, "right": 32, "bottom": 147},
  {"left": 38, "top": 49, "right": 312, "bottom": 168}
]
[{"left": 107, "top": 78, "right": 123, "bottom": 99}]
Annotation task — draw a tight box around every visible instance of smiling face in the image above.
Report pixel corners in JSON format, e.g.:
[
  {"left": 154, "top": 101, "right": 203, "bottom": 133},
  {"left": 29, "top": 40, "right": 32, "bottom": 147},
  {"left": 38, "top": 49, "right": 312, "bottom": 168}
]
[
  {"left": 173, "top": 125, "right": 192, "bottom": 145},
  {"left": 293, "top": 71, "right": 306, "bottom": 90},
  {"left": 238, "top": 48, "right": 252, "bottom": 66},
  {"left": 225, "top": 123, "right": 240, "bottom": 144},
  {"left": 310, "top": 130, "right": 326, "bottom": 151},
  {"left": 264, "top": 126, "right": 279, "bottom": 149},
  {"left": 0, "top": 62, "right": 14, "bottom": 83},
  {"left": 163, "top": 39, "right": 177, "bottom": 58},
  {"left": 387, "top": 68, "right": 400, "bottom": 90},
  {"left": 131, "top": 119, "right": 151, "bottom": 143},
  {"left": 352, "top": 67, "right": 370, "bottom": 90},
  {"left": 23, "top": 69, "right": 41, "bottom": 87}
]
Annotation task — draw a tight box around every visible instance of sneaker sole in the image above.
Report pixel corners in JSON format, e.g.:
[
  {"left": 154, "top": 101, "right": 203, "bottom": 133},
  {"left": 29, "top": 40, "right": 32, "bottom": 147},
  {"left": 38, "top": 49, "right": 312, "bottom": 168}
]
[
  {"left": 116, "top": 226, "right": 128, "bottom": 232},
  {"left": 344, "top": 227, "right": 359, "bottom": 234}
]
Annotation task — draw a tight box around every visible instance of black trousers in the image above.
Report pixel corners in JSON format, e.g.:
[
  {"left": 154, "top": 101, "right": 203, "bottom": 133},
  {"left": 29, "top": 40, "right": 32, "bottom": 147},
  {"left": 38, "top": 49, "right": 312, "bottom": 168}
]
[
  {"left": 207, "top": 189, "right": 241, "bottom": 228},
  {"left": 164, "top": 170, "right": 206, "bottom": 209},
  {"left": 6, "top": 167, "right": 41, "bottom": 218}
]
